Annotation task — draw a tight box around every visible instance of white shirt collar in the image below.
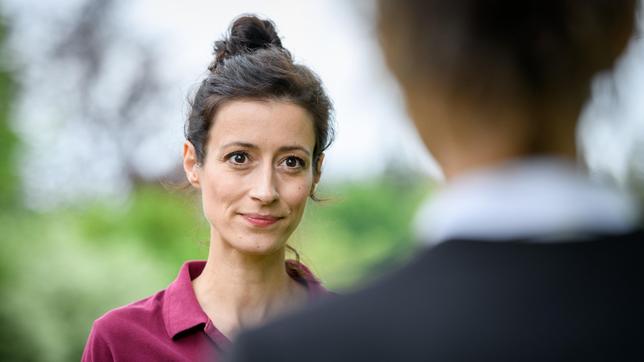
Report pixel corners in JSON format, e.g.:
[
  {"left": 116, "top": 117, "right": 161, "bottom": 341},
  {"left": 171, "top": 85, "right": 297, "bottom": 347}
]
[{"left": 414, "top": 158, "right": 639, "bottom": 245}]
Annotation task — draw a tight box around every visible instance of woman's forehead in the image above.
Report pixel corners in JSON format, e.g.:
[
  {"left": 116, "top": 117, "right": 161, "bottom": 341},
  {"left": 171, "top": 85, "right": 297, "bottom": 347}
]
[{"left": 209, "top": 100, "right": 316, "bottom": 150}]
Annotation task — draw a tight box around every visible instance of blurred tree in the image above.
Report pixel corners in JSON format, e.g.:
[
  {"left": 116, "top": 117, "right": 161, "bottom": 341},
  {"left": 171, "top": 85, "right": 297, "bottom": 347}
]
[
  {"left": 0, "top": 14, "right": 19, "bottom": 210},
  {"left": 50, "top": 0, "right": 171, "bottom": 184},
  {"left": 7, "top": 0, "right": 184, "bottom": 208},
  {"left": 0, "top": 11, "right": 40, "bottom": 362}
]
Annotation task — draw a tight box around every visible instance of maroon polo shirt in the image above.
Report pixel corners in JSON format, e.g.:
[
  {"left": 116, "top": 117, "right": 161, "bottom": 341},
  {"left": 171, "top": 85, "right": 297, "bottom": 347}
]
[{"left": 82, "top": 260, "right": 329, "bottom": 362}]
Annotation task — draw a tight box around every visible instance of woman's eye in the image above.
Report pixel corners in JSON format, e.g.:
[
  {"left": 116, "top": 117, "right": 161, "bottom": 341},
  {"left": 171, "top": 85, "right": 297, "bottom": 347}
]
[
  {"left": 226, "top": 152, "right": 249, "bottom": 165},
  {"left": 283, "top": 156, "right": 305, "bottom": 169}
]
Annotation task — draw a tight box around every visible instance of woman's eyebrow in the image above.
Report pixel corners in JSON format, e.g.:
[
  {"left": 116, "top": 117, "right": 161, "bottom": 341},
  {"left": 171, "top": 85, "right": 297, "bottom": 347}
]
[
  {"left": 220, "top": 142, "right": 311, "bottom": 156},
  {"left": 278, "top": 145, "right": 311, "bottom": 156},
  {"left": 221, "top": 142, "right": 257, "bottom": 150}
]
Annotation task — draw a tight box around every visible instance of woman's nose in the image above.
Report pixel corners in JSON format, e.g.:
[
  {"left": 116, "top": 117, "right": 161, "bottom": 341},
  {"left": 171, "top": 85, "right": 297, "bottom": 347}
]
[{"left": 248, "top": 164, "right": 279, "bottom": 204}]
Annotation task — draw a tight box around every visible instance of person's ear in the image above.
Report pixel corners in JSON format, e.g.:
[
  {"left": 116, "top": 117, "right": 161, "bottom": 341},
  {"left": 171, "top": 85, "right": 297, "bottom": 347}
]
[
  {"left": 183, "top": 141, "right": 201, "bottom": 188},
  {"left": 312, "top": 153, "right": 325, "bottom": 190}
]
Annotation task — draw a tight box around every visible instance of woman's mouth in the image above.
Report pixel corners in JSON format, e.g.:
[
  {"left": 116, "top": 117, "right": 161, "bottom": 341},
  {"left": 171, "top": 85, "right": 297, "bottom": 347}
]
[{"left": 241, "top": 213, "right": 283, "bottom": 227}]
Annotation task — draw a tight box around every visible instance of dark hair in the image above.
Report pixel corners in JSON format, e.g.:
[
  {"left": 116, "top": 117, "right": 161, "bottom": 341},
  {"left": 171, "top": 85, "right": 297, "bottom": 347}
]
[
  {"left": 185, "top": 15, "right": 334, "bottom": 176},
  {"left": 378, "top": 0, "right": 637, "bottom": 108}
]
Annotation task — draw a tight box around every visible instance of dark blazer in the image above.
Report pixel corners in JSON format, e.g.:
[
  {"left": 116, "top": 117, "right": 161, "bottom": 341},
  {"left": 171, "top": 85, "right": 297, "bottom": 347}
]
[{"left": 227, "top": 233, "right": 644, "bottom": 362}]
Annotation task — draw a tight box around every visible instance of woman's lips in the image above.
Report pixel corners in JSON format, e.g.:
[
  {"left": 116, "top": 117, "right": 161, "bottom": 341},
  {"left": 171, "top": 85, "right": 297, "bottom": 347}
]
[{"left": 241, "top": 214, "right": 283, "bottom": 227}]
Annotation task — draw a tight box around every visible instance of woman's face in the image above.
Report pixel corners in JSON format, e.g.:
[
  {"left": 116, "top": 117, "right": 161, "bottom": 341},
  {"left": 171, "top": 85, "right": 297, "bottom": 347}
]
[{"left": 184, "top": 99, "right": 319, "bottom": 255}]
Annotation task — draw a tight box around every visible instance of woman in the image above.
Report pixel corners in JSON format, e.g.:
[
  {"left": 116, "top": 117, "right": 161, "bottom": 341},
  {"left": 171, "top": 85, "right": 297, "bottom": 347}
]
[{"left": 82, "top": 15, "right": 334, "bottom": 361}]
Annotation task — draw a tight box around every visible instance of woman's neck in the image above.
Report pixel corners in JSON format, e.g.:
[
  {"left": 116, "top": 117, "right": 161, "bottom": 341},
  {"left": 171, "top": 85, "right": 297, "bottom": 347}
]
[{"left": 192, "top": 232, "right": 307, "bottom": 339}]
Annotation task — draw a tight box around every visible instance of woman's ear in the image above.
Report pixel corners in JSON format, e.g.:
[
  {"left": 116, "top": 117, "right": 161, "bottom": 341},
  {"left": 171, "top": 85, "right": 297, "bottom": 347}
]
[
  {"left": 313, "top": 153, "right": 325, "bottom": 185},
  {"left": 183, "top": 141, "right": 201, "bottom": 188}
]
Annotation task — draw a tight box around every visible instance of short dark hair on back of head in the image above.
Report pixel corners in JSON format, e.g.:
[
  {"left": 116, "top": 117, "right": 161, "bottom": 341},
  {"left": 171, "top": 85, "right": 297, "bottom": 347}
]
[{"left": 378, "top": 0, "right": 638, "bottom": 107}]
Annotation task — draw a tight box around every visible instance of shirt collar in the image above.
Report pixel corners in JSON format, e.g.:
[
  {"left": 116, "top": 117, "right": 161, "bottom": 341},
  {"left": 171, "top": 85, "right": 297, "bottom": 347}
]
[
  {"left": 162, "top": 260, "right": 329, "bottom": 339},
  {"left": 163, "top": 261, "right": 210, "bottom": 339},
  {"left": 414, "top": 157, "right": 639, "bottom": 245}
]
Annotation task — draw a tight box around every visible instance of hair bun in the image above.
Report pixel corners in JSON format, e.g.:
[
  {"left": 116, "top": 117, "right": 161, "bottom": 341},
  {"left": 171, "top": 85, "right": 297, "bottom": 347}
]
[{"left": 209, "top": 15, "right": 283, "bottom": 71}]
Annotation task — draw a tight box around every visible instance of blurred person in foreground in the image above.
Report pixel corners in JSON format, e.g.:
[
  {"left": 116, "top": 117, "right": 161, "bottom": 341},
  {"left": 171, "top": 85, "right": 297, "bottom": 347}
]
[
  {"left": 81, "top": 15, "right": 335, "bottom": 361},
  {"left": 227, "top": 1, "right": 643, "bottom": 361}
]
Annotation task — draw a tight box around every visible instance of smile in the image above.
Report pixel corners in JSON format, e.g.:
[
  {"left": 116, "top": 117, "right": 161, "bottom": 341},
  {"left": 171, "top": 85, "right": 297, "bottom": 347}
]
[{"left": 241, "top": 213, "right": 284, "bottom": 227}]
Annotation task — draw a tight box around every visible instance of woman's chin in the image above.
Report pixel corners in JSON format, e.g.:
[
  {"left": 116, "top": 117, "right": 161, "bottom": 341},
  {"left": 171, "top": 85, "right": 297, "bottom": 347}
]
[{"left": 230, "top": 238, "right": 286, "bottom": 257}]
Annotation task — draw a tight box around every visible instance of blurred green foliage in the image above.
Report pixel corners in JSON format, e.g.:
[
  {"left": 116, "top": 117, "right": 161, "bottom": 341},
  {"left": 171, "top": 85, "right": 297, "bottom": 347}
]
[
  {"left": 0, "top": 181, "right": 428, "bottom": 361},
  {"left": 0, "top": 11, "right": 430, "bottom": 361},
  {"left": 0, "top": 15, "right": 19, "bottom": 209},
  {"left": 294, "top": 179, "right": 429, "bottom": 290}
]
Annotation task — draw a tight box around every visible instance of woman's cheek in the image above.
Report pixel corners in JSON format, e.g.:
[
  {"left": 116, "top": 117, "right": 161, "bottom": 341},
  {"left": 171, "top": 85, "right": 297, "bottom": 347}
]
[
  {"left": 285, "top": 180, "right": 312, "bottom": 211},
  {"left": 201, "top": 175, "right": 237, "bottom": 223}
]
